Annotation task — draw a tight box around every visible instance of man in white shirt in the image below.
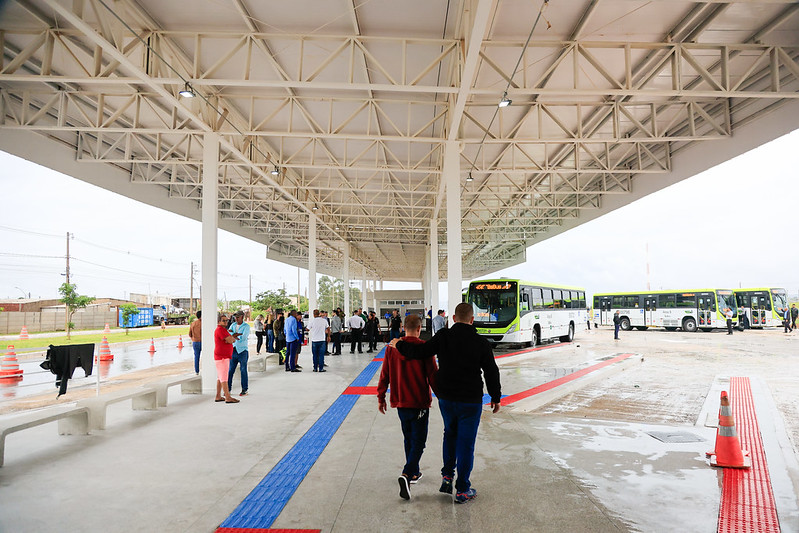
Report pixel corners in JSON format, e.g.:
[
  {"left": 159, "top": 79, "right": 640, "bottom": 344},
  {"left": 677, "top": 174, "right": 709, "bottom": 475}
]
[
  {"left": 309, "top": 309, "right": 331, "bottom": 372},
  {"left": 432, "top": 309, "right": 447, "bottom": 335},
  {"left": 347, "top": 310, "right": 366, "bottom": 354}
]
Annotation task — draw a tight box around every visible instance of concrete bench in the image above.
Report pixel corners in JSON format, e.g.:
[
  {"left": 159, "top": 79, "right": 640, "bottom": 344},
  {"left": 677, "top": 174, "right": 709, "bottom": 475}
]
[
  {"left": 248, "top": 355, "right": 268, "bottom": 372},
  {"left": 75, "top": 388, "right": 158, "bottom": 430},
  {"left": 0, "top": 406, "right": 90, "bottom": 467},
  {"left": 146, "top": 374, "right": 202, "bottom": 407}
]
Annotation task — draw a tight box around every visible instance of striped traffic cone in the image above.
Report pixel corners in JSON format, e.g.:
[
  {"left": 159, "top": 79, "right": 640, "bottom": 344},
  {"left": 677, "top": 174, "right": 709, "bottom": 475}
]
[
  {"left": 97, "top": 336, "right": 114, "bottom": 361},
  {"left": 148, "top": 339, "right": 156, "bottom": 354},
  {"left": 103, "top": 323, "right": 110, "bottom": 334},
  {"left": 706, "top": 391, "right": 751, "bottom": 468},
  {"left": 19, "top": 326, "right": 29, "bottom": 340},
  {"left": 177, "top": 335, "right": 184, "bottom": 349},
  {"left": 0, "top": 345, "right": 24, "bottom": 378}
]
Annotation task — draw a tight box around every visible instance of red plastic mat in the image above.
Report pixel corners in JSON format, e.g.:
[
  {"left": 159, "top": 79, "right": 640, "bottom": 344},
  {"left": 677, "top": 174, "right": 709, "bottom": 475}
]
[{"left": 717, "top": 377, "right": 781, "bottom": 532}]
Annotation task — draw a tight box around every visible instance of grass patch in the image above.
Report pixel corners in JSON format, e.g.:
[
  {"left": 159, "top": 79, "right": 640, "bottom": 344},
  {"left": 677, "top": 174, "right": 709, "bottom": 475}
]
[{"left": 5, "top": 327, "right": 185, "bottom": 351}]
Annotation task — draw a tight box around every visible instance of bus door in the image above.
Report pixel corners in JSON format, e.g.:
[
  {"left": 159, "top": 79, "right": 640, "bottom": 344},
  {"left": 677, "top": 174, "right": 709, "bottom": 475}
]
[
  {"left": 644, "top": 297, "right": 657, "bottom": 326},
  {"left": 751, "top": 295, "right": 766, "bottom": 326},
  {"left": 599, "top": 297, "right": 612, "bottom": 325},
  {"left": 697, "top": 294, "right": 712, "bottom": 326}
]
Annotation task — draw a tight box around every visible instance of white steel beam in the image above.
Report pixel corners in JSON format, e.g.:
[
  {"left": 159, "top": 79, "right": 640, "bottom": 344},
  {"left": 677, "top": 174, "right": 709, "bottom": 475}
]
[
  {"left": 200, "top": 132, "right": 219, "bottom": 392},
  {"left": 444, "top": 140, "right": 462, "bottom": 324}
]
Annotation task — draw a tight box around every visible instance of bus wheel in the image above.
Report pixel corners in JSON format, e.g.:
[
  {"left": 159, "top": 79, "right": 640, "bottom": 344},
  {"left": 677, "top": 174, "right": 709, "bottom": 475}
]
[
  {"left": 682, "top": 317, "right": 697, "bottom": 332},
  {"left": 532, "top": 327, "right": 540, "bottom": 346},
  {"left": 620, "top": 317, "right": 631, "bottom": 331},
  {"left": 560, "top": 323, "right": 574, "bottom": 343}
]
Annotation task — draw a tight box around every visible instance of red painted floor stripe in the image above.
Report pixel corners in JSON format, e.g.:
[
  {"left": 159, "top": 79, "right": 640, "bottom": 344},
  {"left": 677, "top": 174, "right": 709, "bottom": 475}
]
[
  {"left": 500, "top": 353, "right": 634, "bottom": 406},
  {"left": 217, "top": 529, "right": 320, "bottom": 533},
  {"left": 717, "top": 377, "right": 781, "bottom": 533},
  {"left": 342, "top": 386, "right": 378, "bottom": 395},
  {"left": 495, "top": 341, "right": 569, "bottom": 359}
]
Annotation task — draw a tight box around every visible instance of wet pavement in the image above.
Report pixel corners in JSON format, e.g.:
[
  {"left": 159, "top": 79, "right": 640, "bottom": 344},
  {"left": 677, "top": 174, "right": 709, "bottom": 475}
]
[{"left": 0, "top": 327, "right": 797, "bottom": 532}]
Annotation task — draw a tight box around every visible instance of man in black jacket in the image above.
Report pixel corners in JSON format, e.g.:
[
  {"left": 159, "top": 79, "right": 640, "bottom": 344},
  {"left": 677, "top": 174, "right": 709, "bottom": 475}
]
[{"left": 389, "top": 302, "right": 501, "bottom": 504}]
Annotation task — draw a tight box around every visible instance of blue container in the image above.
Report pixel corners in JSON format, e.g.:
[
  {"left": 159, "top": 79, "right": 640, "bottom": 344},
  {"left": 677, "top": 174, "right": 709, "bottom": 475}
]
[{"left": 118, "top": 307, "right": 154, "bottom": 328}]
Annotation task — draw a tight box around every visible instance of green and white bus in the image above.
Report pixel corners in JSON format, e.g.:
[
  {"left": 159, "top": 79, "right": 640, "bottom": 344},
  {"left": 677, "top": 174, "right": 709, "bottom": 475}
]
[
  {"left": 467, "top": 279, "right": 587, "bottom": 345},
  {"left": 734, "top": 287, "right": 788, "bottom": 328},
  {"left": 592, "top": 289, "right": 738, "bottom": 332}
]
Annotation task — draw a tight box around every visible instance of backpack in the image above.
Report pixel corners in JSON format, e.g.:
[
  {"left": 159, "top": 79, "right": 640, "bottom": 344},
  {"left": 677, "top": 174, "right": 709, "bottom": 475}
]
[{"left": 278, "top": 347, "right": 287, "bottom": 366}]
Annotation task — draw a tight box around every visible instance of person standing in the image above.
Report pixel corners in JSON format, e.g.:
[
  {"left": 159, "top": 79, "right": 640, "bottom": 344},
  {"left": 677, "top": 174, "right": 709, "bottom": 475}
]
[
  {"left": 227, "top": 311, "right": 251, "bottom": 396},
  {"left": 273, "top": 310, "right": 285, "bottom": 354},
  {"left": 725, "top": 308, "right": 734, "bottom": 335},
  {"left": 188, "top": 310, "right": 203, "bottom": 375},
  {"left": 784, "top": 307, "right": 792, "bottom": 333},
  {"left": 791, "top": 304, "right": 798, "bottom": 330},
  {"left": 309, "top": 309, "right": 330, "bottom": 372},
  {"left": 613, "top": 310, "right": 621, "bottom": 340},
  {"left": 432, "top": 309, "right": 447, "bottom": 335},
  {"left": 284, "top": 310, "right": 301, "bottom": 372},
  {"left": 330, "top": 309, "right": 343, "bottom": 355},
  {"left": 389, "top": 303, "right": 501, "bottom": 504},
  {"left": 390, "top": 309, "right": 403, "bottom": 340},
  {"left": 214, "top": 312, "right": 240, "bottom": 404},
  {"left": 254, "top": 314, "right": 265, "bottom": 354},
  {"left": 265, "top": 309, "right": 275, "bottom": 353},
  {"left": 377, "top": 314, "right": 438, "bottom": 500},
  {"left": 347, "top": 310, "right": 365, "bottom": 354},
  {"left": 365, "top": 311, "right": 381, "bottom": 353}
]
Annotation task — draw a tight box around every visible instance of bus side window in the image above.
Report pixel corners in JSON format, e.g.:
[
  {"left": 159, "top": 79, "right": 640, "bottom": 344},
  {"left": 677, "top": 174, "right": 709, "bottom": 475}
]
[
  {"left": 579, "top": 292, "right": 586, "bottom": 309},
  {"left": 552, "top": 289, "right": 562, "bottom": 308},
  {"left": 520, "top": 291, "right": 530, "bottom": 313},
  {"left": 661, "top": 294, "right": 676, "bottom": 308},
  {"left": 543, "top": 289, "right": 554, "bottom": 308},
  {"left": 532, "top": 288, "right": 543, "bottom": 309}
]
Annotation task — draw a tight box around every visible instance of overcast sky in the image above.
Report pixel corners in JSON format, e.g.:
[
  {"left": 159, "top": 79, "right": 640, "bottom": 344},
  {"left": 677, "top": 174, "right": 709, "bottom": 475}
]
[{"left": 1, "top": 128, "right": 797, "bottom": 309}]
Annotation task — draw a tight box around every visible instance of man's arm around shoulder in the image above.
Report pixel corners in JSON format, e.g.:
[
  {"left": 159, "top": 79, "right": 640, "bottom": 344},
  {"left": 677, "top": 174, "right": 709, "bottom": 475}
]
[{"left": 389, "top": 331, "right": 440, "bottom": 360}]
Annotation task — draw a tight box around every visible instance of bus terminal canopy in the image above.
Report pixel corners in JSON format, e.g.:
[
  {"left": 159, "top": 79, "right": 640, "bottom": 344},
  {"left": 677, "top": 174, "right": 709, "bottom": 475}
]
[{"left": 1, "top": 0, "right": 798, "bottom": 282}]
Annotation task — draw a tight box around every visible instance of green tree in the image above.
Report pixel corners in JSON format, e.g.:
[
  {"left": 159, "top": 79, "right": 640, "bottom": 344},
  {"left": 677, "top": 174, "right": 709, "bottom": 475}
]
[
  {"left": 253, "top": 288, "right": 292, "bottom": 313},
  {"left": 119, "top": 303, "right": 140, "bottom": 336},
  {"left": 58, "top": 283, "right": 95, "bottom": 339},
  {"left": 318, "top": 276, "right": 343, "bottom": 311}
]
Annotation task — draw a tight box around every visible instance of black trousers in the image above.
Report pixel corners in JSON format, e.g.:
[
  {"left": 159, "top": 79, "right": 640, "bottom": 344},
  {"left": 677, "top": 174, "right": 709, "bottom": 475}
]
[
  {"left": 727, "top": 319, "right": 733, "bottom": 334},
  {"left": 350, "top": 328, "right": 363, "bottom": 353},
  {"left": 255, "top": 331, "right": 264, "bottom": 353}
]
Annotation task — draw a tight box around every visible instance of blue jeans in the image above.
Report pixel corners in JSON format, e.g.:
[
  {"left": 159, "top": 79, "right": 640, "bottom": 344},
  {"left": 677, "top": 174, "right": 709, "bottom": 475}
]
[
  {"left": 438, "top": 398, "right": 482, "bottom": 493},
  {"left": 398, "top": 407, "right": 429, "bottom": 478},
  {"left": 614, "top": 324, "right": 620, "bottom": 339},
  {"left": 266, "top": 329, "right": 274, "bottom": 353},
  {"left": 311, "top": 341, "right": 326, "bottom": 370},
  {"left": 192, "top": 341, "right": 201, "bottom": 374},
  {"left": 286, "top": 340, "right": 300, "bottom": 370},
  {"left": 227, "top": 348, "right": 249, "bottom": 392},
  {"left": 390, "top": 330, "right": 401, "bottom": 340}
]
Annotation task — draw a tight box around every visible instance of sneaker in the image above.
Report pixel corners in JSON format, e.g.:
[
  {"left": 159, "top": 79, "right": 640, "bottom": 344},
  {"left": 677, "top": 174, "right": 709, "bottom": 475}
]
[
  {"left": 410, "top": 472, "right": 423, "bottom": 484},
  {"left": 239, "top": 390, "right": 248, "bottom": 396},
  {"left": 398, "top": 475, "right": 411, "bottom": 500},
  {"left": 439, "top": 475, "right": 453, "bottom": 494},
  {"left": 455, "top": 488, "right": 477, "bottom": 504}
]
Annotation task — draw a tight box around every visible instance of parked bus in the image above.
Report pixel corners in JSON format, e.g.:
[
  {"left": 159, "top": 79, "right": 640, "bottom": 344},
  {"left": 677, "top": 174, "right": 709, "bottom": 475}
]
[
  {"left": 593, "top": 289, "right": 738, "bottom": 332},
  {"left": 734, "top": 287, "right": 788, "bottom": 328},
  {"left": 467, "top": 279, "right": 587, "bottom": 345}
]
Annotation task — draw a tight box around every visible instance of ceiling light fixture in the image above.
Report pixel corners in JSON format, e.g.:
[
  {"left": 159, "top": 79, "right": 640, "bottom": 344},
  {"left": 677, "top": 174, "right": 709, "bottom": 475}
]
[
  {"left": 270, "top": 166, "right": 280, "bottom": 176},
  {"left": 466, "top": 172, "right": 474, "bottom": 182},
  {"left": 178, "top": 82, "right": 195, "bottom": 98},
  {"left": 312, "top": 205, "right": 318, "bottom": 211},
  {"left": 498, "top": 92, "right": 512, "bottom": 108}
]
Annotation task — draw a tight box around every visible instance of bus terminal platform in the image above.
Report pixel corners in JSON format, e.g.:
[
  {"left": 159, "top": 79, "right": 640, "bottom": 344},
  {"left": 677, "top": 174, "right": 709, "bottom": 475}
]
[{"left": 1, "top": 328, "right": 797, "bottom": 532}]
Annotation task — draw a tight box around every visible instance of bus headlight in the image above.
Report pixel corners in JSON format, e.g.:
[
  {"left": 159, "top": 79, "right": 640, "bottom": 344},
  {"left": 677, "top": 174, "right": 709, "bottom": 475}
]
[{"left": 506, "top": 324, "right": 517, "bottom": 334}]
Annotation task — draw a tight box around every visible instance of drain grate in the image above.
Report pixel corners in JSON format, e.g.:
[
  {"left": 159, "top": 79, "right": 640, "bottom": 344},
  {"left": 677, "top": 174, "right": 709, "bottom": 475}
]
[{"left": 647, "top": 430, "right": 705, "bottom": 443}]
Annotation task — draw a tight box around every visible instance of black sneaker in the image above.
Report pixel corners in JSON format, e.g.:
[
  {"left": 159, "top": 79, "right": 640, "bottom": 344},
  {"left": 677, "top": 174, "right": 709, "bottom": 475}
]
[
  {"left": 398, "top": 475, "right": 411, "bottom": 500},
  {"left": 439, "top": 475, "right": 453, "bottom": 494},
  {"left": 410, "top": 472, "right": 423, "bottom": 484},
  {"left": 455, "top": 488, "right": 477, "bottom": 503}
]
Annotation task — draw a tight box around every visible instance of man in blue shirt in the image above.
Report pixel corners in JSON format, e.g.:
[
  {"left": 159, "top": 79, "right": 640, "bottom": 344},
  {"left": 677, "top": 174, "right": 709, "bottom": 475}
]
[
  {"left": 432, "top": 309, "right": 447, "bottom": 335},
  {"left": 284, "top": 310, "right": 301, "bottom": 372},
  {"left": 227, "top": 310, "right": 251, "bottom": 396}
]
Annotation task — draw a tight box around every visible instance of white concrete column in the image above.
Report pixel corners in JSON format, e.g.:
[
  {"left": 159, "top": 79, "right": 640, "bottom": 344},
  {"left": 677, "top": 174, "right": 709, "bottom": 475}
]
[
  {"left": 362, "top": 268, "right": 368, "bottom": 311},
  {"left": 372, "top": 278, "right": 378, "bottom": 315},
  {"left": 430, "top": 218, "right": 439, "bottom": 315},
  {"left": 201, "top": 133, "right": 219, "bottom": 392},
  {"left": 343, "top": 244, "right": 350, "bottom": 314},
  {"left": 308, "top": 215, "right": 317, "bottom": 312},
  {"left": 422, "top": 259, "right": 430, "bottom": 317},
  {"left": 444, "top": 141, "right": 462, "bottom": 326}
]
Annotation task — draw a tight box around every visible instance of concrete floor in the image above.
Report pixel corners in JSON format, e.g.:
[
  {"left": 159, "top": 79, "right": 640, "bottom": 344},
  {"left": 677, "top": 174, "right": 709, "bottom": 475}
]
[{"left": 0, "top": 328, "right": 797, "bottom": 532}]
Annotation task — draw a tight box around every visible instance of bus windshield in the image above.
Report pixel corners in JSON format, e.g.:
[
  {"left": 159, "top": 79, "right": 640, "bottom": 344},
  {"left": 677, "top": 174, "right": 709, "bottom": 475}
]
[
  {"left": 469, "top": 281, "right": 518, "bottom": 327},
  {"left": 716, "top": 290, "right": 737, "bottom": 316},
  {"left": 771, "top": 289, "right": 787, "bottom": 311}
]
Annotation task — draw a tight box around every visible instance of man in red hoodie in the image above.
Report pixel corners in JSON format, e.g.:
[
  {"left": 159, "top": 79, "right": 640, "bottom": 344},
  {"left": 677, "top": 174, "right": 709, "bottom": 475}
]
[{"left": 377, "top": 314, "right": 437, "bottom": 501}]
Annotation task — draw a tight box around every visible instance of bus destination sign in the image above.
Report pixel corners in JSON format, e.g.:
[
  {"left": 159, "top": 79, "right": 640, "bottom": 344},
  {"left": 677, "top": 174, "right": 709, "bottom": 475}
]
[{"left": 474, "top": 283, "right": 512, "bottom": 290}]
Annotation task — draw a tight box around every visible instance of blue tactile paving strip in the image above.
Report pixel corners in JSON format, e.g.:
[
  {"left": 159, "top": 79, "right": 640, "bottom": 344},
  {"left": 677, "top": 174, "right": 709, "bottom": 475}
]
[{"left": 219, "top": 348, "right": 386, "bottom": 530}]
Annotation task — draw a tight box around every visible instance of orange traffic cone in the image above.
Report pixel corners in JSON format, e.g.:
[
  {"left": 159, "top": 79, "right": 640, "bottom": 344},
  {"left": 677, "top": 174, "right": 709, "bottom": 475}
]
[
  {"left": 177, "top": 335, "right": 184, "bottom": 349},
  {"left": 0, "top": 345, "right": 24, "bottom": 378},
  {"left": 103, "top": 323, "right": 110, "bottom": 334},
  {"left": 706, "top": 391, "right": 751, "bottom": 468},
  {"left": 97, "top": 336, "right": 114, "bottom": 361},
  {"left": 148, "top": 339, "right": 156, "bottom": 354},
  {"left": 19, "top": 326, "right": 29, "bottom": 340}
]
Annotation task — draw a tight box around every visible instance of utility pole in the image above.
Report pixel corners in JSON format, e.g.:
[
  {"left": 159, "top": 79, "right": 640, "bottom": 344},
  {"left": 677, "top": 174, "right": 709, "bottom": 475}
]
[
  {"left": 248, "top": 274, "right": 252, "bottom": 320},
  {"left": 189, "top": 261, "right": 194, "bottom": 315},
  {"left": 64, "top": 231, "right": 71, "bottom": 334}
]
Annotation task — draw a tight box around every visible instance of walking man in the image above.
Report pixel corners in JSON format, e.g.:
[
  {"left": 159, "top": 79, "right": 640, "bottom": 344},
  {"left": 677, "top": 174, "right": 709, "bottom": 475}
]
[
  {"left": 227, "top": 310, "right": 251, "bottom": 395},
  {"left": 214, "top": 312, "right": 240, "bottom": 403},
  {"left": 285, "top": 310, "right": 301, "bottom": 372},
  {"left": 791, "top": 304, "right": 798, "bottom": 330},
  {"left": 389, "top": 303, "right": 501, "bottom": 504},
  {"left": 347, "top": 310, "right": 365, "bottom": 354},
  {"left": 309, "top": 309, "right": 330, "bottom": 372},
  {"left": 613, "top": 310, "right": 621, "bottom": 340},
  {"left": 188, "top": 310, "right": 202, "bottom": 375},
  {"left": 784, "top": 307, "right": 792, "bottom": 333},
  {"left": 432, "top": 309, "right": 447, "bottom": 335},
  {"left": 378, "top": 314, "right": 437, "bottom": 500}
]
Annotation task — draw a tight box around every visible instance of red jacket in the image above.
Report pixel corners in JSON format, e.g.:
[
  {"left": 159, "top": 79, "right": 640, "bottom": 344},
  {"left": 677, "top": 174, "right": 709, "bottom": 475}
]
[{"left": 377, "top": 336, "right": 437, "bottom": 409}]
